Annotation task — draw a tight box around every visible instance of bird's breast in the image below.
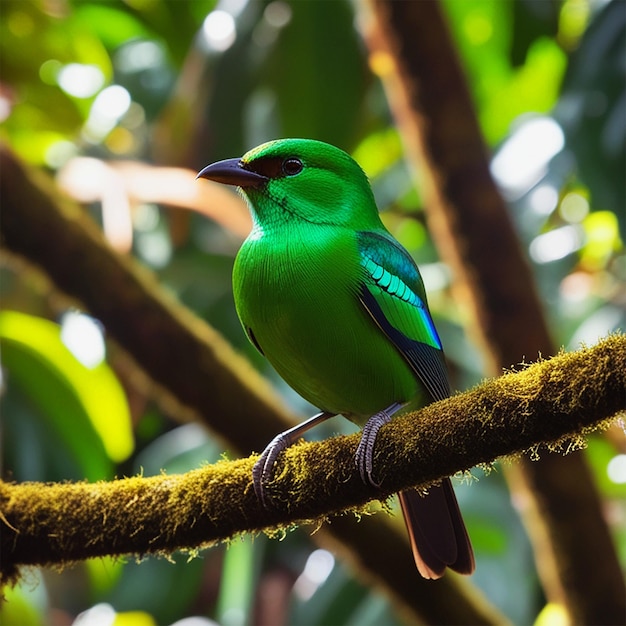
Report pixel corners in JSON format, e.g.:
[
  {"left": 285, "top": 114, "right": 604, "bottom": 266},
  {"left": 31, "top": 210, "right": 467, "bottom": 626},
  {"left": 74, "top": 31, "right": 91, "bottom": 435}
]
[{"left": 232, "top": 227, "right": 420, "bottom": 421}]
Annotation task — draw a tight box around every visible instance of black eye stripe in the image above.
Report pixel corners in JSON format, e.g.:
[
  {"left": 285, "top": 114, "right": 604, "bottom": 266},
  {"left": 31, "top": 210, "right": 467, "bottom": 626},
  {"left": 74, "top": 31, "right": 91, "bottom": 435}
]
[
  {"left": 244, "top": 156, "right": 303, "bottom": 179},
  {"left": 243, "top": 156, "right": 283, "bottom": 178}
]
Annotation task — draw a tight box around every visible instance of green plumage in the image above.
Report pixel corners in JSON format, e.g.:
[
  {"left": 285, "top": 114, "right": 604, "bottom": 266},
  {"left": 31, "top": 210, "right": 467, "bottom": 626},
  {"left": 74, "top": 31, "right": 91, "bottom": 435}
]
[
  {"left": 198, "top": 138, "right": 474, "bottom": 579},
  {"left": 235, "top": 223, "right": 425, "bottom": 421},
  {"left": 233, "top": 139, "right": 438, "bottom": 421}
]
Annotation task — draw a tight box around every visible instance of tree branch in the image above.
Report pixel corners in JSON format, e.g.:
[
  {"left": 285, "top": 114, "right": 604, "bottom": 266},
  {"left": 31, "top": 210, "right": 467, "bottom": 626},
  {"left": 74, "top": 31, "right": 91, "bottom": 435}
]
[{"left": 1, "top": 334, "right": 623, "bottom": 583}]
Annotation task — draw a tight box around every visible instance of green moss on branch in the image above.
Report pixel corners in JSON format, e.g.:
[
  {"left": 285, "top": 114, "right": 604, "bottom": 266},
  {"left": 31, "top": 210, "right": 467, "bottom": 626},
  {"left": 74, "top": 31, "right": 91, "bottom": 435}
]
[{"left": 2, "top": 335, "right": 624, "bottom": 586}]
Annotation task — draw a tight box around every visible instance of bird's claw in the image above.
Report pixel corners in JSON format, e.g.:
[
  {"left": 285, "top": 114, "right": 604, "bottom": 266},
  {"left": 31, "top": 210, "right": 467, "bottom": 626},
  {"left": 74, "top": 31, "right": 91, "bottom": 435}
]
[
  {"left": 355, "top": 416, "right": 387, "bottom": 488},
  {"left": 252, "top": 433, "right": 290, "bottom": 509},
  {"left": 252, "top": 412, "right": 336, "bottom": 509},
  {"left": 355, "top": 403, "right": 404, "bottom": 488}
]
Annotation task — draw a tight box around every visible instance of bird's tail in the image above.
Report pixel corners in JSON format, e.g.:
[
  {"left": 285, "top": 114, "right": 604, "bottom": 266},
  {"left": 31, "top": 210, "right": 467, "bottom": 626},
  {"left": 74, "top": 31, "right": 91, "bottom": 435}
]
[{"left": 398, "top": 478, "right": 475, "bottom": 579}]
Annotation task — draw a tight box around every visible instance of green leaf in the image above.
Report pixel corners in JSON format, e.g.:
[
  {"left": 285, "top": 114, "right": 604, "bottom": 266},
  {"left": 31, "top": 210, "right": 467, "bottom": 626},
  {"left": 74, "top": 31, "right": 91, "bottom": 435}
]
[
  {"left": 216, "top": 536, "right": 258, "bottom": 626},
  {"left": 265, "top": 0, "right": 368, "bottom": 149},
  {"left": 443, "top": 0, "right": 566, "bottom": 144},
  {"left": 557, "top": 0, "right": 626, "bottom": 236},
  {"left": 0, "top": 311, "right": 133, "bottom": 480},
  {"left": 0, "top": 1, "right": 114, "bottom": 163},
  {"left": 104, "top": 554, "right": 206, "bottom": 624},
  {"left": 0, "top": 574, "right": 46, "bottom": 626},
  {"left": 74, "top": 4, "right": 153, "bottom": 51},
  {"left": 510, "top": 0, "right": 560, "bottom": 67}
]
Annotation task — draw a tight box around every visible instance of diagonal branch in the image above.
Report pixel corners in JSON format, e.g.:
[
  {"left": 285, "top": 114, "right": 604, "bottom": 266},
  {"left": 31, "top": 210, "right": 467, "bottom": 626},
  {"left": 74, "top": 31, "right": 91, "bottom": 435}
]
[{"left": 1, "top": 334, "right": 624, "bottom": 582}]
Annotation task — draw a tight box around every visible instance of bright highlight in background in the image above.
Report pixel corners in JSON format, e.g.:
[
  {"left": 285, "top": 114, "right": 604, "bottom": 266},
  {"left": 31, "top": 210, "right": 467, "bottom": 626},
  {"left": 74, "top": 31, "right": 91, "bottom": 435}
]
[
  {"left": 529, "top": 224, "right": 583, "bottom": 263},
  {"left": 92, "top": 85, "right": 131, "bottom": 120},
  {"left": 293, "top": 549, "right": 335, "bottom": 601},
  {"left": 60, "top": 311, "right": 106, "bottom": 369},
  {"left": 528, "top": 184, "right": 559, "bottom": 216},
  {"left": 607, "top": 454, "right": 626, "bottom": 484},
  {"left": 202, "top": 10, "right": 236, "bottom": 51},
  {"left": 116, "top": 40, "right": 165, "bottom": 73},
  {"left": 491, "top": 116, "right": 565, "bottom": 195},
  {"left": 264, "top": 1, "right": 292, "bottom": 28},
  {"left": 84, "top": 85, "right": 132, "bottom": 140},
  {"left": 560, "top": 191, "right": 589, "bottom": 223},
  {"left": 57, "top": 63, "right": 105, "bottom": 98}
]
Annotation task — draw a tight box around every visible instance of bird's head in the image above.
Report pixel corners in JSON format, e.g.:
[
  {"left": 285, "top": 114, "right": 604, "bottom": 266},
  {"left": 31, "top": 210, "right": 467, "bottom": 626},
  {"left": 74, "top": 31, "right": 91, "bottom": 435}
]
[{"left": 197, "top": 139, "right": 382, "bottom": 231}]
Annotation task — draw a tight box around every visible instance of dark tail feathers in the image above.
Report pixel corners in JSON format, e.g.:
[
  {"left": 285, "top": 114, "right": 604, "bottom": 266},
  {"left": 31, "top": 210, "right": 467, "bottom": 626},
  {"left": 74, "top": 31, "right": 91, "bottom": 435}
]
[{"left": 398, "top": 478, "right": 475, "bottom": 579}]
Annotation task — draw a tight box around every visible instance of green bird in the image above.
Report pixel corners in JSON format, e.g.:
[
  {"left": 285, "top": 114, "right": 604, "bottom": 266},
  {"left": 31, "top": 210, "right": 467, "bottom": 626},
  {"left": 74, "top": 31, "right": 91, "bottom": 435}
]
[{"left": 198, "top": 138, "right": 474, "bottom": 579}]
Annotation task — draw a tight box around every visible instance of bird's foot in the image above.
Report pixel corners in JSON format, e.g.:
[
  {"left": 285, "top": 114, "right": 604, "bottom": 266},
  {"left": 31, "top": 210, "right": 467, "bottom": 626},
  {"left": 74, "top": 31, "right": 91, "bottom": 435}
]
[
  {"left": 252, "top": 432, "right": 291, "bottom": 509},
  {"left": 252, "top": 411, "right": 336, "bottom": 509},
  {"left": 355, "top": 402, "right": 405, "bottom": 488}
]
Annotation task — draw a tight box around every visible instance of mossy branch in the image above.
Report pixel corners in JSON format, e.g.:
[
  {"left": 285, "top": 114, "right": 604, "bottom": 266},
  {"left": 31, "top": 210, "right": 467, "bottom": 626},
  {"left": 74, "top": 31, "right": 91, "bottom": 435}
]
[{"left": 2, "top": 335, "right": 624, "bottom": 586}]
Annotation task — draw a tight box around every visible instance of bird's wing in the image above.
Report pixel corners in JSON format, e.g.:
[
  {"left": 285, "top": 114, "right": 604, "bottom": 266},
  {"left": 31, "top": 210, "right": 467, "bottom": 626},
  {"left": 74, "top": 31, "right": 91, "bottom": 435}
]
[{"left": 356, "top": 231, "right": 450, "bottom": 402}]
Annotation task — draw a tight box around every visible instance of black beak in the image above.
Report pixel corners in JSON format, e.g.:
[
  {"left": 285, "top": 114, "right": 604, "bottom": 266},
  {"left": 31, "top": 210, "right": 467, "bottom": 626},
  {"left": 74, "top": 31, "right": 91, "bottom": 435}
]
[{"left": 196, "top": 158, "right": 268, "bottom": 188}]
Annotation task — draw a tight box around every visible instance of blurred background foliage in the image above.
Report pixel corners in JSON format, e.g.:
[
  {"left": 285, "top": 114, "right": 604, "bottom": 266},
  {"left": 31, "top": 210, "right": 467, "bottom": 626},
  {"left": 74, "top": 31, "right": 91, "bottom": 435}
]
[{"left": 0, "top": 0, "right": 624, "bottom": 624}]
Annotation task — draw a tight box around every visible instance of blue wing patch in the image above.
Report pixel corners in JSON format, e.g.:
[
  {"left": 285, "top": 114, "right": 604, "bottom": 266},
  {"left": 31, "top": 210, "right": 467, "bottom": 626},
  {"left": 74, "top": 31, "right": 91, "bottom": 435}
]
[
  {"left": 360, "top": 256, "right": 441, "bottom": 350},
  {"left": 357, "top": 231, "right": 449, "bottom": 402},
  {"left": 358, "top": 285, "right": 450, "bottom": 402}
]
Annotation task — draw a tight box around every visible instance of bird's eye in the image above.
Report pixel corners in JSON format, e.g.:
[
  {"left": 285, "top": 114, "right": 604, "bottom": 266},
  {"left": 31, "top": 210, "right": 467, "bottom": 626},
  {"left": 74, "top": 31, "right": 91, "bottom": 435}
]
[{"left": 282, "top": 158, "right": 303, "bottom": 176}]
